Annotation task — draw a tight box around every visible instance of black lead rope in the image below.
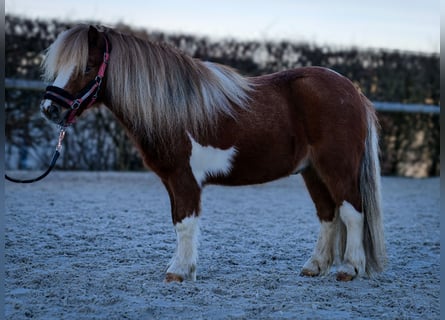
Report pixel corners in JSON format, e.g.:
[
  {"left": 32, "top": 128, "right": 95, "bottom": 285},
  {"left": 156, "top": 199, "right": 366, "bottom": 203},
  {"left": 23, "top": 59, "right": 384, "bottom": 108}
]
[
  {"left": 5, "top": 151, "right": 60, "bottom": 183},
  {"left": 5, "top": 128, "right": 66, "bottom": 184}
]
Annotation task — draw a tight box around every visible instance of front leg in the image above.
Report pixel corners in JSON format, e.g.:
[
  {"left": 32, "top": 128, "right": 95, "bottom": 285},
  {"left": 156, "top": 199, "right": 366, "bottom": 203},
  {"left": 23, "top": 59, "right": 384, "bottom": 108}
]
[
  {"left": 163, "top": 170, "right": 202, "bottom": 282},
  {"left": 166, "top": 216, "right": 200, "bottom": 282}
]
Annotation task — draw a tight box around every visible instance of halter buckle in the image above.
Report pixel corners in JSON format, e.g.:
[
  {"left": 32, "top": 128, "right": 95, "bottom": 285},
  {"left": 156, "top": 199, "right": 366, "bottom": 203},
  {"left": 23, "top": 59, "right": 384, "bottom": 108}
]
[
  {"left": 95, "top": 75, "right": 103, "bottom": 86},
  {"left": 71, "top": 99, "right": 81, "bottom": 110}
]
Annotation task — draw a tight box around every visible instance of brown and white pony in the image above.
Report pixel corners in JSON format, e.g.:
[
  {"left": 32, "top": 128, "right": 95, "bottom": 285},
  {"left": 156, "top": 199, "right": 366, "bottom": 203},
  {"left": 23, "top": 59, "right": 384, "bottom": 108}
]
[{"left": 40, "top": 25, "right": 386, "bottom": 282}]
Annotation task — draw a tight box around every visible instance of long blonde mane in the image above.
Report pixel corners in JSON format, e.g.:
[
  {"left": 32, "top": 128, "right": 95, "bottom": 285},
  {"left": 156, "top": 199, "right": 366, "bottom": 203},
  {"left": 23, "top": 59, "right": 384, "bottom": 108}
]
[{"left": 42, "top": 25, "right": 253, "bottom": 139}]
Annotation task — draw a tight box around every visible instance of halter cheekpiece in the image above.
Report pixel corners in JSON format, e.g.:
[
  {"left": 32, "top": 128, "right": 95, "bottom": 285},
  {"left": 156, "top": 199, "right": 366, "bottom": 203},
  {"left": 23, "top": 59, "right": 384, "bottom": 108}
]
[{"left": 43, "top": 35, "right": 110, "bottom": 125}]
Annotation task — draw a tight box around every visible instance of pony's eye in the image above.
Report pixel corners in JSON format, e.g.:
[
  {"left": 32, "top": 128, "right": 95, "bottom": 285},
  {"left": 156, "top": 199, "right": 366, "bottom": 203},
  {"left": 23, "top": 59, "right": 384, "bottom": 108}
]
[{"left": 84, "top": 66, "right": 92, "bottom": 74}]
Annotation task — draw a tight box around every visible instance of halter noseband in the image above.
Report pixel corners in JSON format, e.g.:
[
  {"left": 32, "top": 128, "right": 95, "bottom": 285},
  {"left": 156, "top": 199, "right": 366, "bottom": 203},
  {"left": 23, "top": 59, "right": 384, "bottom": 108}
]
[{"left": 43, "top": 35, "right": 110, "bottom": 125}]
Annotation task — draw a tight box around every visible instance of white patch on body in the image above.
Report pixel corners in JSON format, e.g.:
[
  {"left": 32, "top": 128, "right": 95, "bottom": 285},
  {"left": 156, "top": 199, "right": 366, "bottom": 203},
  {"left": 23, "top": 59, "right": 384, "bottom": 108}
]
[
  {"left": 41, "top": 64, "right": 75, "bottom": 110},
  {"left": 188, "top": 133, "right": 237, "bottom": 186},
  {"left": 167, "top": 216, "right": 200, "bottom": 281},
  {"left": 338, "top": 201, "right": 366, "bottom": 276},
  {"left": 302, "top": 220, "right": 336, "bottom": 275}
]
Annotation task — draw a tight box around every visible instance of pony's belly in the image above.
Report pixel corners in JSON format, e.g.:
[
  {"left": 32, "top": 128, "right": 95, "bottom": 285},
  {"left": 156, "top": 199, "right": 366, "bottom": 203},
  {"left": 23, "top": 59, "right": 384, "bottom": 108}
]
[
  {"left": 206, "top": 146, "right": 308, "bottom": 186},
  {"left": 215, "top": 160, "right": 302, "bottom": 186},
  {"left": 188, "top": 130, "right": 308, "bottom": 187}
]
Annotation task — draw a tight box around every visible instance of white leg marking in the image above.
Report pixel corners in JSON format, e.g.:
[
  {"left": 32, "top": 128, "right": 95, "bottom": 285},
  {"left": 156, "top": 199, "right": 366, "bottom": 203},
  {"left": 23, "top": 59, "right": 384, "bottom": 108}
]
[
  {"left": 188, "top": 133, "right": 237, "bottom": 186},
  {"left": 302, "top": 221, "right": 336, "bottom": 276},
  {"left": 338, "top": 201, "right": 366, "bottom": 276},
  {"left": 167, "top": 216, "right": 200, "bottom": 281},
  {"left": 41, "top": 64, "right": 75, "bottom": 110}
]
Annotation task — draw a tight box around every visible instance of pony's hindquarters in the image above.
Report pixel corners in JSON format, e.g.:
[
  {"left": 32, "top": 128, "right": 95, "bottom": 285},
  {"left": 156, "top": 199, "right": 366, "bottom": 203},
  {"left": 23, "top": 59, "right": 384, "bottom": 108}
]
[
  {"left": 359, "top": 98, "right": 387, "bottom": 275},
  {"left": 294, "top": 69, "right": 386, "bottom": 279}
]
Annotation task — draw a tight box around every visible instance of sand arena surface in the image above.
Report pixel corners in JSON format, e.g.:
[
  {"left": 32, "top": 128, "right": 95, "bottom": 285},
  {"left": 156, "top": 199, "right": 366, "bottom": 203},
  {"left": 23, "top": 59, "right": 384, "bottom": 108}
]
[{"left": 5, "top": 171, "right": 440, "bottom": 319}]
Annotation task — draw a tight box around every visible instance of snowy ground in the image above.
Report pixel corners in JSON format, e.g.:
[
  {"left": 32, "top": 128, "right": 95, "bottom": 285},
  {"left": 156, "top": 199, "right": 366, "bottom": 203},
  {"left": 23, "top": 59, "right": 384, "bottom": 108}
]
[{"left": 5, "top": 171, "right": 440, "bottom": 319}]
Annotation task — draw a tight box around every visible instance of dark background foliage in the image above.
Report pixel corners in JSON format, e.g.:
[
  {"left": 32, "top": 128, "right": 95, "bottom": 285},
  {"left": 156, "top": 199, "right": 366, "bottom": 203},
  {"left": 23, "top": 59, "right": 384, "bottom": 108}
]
[{"left": 5, "top": 15, "right": 439, "bottom": 176}]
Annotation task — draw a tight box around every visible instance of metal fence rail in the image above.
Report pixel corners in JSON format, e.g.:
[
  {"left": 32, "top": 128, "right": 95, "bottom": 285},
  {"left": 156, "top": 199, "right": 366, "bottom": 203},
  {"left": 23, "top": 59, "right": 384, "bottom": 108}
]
[
  {"left": 5, "top": 78, "right": 49, "bottom": 91},
  {"left": 373, "top": 102, "right": 439, "bottom": 114},
  {"left": 5, "top": 78, "right": 440, "bottom": 114}
]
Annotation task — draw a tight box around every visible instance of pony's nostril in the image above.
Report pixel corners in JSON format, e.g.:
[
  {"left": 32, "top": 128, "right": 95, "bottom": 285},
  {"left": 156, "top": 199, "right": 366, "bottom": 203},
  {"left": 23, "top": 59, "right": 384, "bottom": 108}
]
[
  {"left": 42, "top": 102, "right": 61, "bottom": 121},
  {"left": 47, "top": 104, "right": 61, "bottom": 118},
  {"left": 49, "top": 104, "right": 59, "bottom": 115}
]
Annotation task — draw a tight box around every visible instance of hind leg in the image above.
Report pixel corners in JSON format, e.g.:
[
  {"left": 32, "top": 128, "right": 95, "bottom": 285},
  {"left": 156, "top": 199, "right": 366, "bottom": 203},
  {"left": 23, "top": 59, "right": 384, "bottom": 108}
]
[
  {"left": 336, "top": 201, "right": 366, "bottom": 281},
  {"left": 310, "top": 151, "right": 366, "bottom": 281},
  {"left": 301, "top": 167, "right": 337, "bottom": 276}
]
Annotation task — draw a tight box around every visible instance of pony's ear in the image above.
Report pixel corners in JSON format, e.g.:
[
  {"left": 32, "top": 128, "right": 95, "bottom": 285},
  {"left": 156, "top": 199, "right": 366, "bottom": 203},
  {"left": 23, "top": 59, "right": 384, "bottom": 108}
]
[{"left": 88, "top": 25, "right": 100, "bottom": 48}]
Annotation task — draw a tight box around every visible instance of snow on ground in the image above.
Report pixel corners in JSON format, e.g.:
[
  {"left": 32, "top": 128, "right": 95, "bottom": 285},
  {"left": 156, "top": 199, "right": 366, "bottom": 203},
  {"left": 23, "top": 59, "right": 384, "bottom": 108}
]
[{"left": 5, "top": 171, "right": 440, "bottom": 319}]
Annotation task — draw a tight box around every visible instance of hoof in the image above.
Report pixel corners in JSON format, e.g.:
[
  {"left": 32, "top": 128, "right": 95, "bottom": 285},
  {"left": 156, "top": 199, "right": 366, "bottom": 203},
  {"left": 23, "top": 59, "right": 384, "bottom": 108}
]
[
  {"left": 336, "top": 272, "right": 355, "bottom": 282},
  {"left": 165, "top": 273, "right": 184, "bottom": 283},
  {"left": 300, "top": 258, "right": 329, "bottom": 277},
  {"left": 336, "top": 264, "right": 358, "bottom": 281},
  {"left": 300, "top": 268, "right": 320, "bottom": 277}
]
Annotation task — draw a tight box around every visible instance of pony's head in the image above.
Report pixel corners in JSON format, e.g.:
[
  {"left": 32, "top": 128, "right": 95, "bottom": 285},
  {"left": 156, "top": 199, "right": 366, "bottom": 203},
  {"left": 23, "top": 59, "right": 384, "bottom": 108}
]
[{"left": 40, "top": 25, "right": 109, "bottom": 126}]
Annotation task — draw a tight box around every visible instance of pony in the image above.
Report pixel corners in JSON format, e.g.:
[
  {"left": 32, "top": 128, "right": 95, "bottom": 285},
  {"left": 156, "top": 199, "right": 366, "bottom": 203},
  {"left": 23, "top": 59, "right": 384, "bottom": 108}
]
[{"left": 40, "top": 25, "right": 386, "bottom": 282}]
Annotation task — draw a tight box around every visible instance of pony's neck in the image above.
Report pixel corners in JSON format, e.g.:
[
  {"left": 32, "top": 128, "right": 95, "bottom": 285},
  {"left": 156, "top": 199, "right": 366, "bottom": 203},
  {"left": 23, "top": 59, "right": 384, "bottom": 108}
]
[{"left": 104, "top": 30, "right": 253, "bottom": 143}]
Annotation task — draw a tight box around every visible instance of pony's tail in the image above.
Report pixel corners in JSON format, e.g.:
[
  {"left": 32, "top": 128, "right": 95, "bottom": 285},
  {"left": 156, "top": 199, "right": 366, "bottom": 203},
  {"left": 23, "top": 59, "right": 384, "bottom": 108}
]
[{"left": 360, "top": 96, "right": 387, "bottom": 275}]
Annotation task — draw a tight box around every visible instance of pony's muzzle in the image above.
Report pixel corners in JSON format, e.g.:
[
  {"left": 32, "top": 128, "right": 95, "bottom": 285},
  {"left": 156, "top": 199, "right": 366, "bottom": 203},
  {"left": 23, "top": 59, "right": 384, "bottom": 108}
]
[{"left": 40, "top": 100, "right": 66, "bottom": 124}]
